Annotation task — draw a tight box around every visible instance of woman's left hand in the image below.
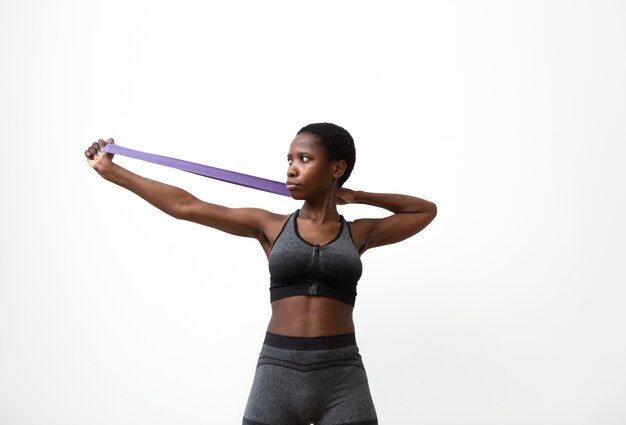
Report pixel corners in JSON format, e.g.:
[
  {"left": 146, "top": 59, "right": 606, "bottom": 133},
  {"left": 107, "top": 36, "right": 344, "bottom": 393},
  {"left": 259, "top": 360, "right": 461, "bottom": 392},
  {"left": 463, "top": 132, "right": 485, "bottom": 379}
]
[{"left": 337, "top": 187, "right": 355, "bottom": 205}]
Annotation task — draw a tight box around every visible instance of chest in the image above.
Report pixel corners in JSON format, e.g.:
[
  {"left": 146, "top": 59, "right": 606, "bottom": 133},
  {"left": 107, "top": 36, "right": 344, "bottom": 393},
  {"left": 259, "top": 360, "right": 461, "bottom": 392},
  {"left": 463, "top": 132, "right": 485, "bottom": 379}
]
[{"left": 295, "top": 218, "right": 342, "bottom": 246}]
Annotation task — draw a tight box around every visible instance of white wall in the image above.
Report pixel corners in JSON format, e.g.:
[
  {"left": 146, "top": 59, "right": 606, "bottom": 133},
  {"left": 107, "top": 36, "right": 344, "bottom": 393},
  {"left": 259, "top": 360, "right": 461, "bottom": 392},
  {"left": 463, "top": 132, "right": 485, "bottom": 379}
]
[{"left": 1, "top": 1, "right": 624, "bottom": 424}]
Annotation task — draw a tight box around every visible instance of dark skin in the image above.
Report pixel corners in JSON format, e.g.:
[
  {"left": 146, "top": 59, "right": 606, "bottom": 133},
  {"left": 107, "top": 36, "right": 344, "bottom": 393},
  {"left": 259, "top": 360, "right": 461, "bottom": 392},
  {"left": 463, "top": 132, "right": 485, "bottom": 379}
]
[{"left": 85, "top": 133, "right": 437, "bottom": 337}]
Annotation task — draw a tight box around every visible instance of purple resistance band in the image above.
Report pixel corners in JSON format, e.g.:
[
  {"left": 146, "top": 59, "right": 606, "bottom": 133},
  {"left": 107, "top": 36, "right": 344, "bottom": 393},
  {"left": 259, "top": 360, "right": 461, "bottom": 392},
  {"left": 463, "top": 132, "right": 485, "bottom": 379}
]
[{"left": 102, "top": 144, "right": 291, "bottom": 197}]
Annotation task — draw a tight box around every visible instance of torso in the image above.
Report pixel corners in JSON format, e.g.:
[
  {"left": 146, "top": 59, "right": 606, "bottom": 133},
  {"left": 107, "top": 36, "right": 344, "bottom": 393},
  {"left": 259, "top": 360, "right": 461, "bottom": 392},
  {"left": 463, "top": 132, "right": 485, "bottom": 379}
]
[
  {"left": 267, "top": 296, "right": 355, "bottom": 336},
  {"left": 262, "top": 211, "right": 361, "bottom": 337}
]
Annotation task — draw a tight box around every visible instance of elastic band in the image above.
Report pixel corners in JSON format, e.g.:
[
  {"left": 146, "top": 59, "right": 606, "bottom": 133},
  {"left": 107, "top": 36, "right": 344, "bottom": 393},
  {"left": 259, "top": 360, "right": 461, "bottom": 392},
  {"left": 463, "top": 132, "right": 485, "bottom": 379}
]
[
  {"left": 264, "top": 332, "right": 357, "bottom": 350},
  {"left": 102, "top": 144, "right": 290, "bottom": 197}
]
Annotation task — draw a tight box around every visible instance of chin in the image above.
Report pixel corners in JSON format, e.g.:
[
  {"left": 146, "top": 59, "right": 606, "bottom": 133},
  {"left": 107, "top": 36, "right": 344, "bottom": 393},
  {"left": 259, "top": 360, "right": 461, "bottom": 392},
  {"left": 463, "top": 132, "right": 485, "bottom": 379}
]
[{"left": 289, "top": 192, "right": 305, "bottom": 200}]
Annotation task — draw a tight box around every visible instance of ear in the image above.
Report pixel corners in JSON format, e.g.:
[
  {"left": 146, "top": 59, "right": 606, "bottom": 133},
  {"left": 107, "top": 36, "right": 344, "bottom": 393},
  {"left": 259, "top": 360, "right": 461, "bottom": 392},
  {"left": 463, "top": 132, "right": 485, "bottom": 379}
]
[{"left": 331, "top": 160, "right": 347, "bottom": 179}]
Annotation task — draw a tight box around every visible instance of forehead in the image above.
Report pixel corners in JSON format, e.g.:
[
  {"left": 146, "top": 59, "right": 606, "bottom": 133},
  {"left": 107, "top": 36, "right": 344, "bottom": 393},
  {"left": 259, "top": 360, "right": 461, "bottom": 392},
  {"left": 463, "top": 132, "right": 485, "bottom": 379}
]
[{"left": 288, "top": 133, "right": 326, "bottom": 155}]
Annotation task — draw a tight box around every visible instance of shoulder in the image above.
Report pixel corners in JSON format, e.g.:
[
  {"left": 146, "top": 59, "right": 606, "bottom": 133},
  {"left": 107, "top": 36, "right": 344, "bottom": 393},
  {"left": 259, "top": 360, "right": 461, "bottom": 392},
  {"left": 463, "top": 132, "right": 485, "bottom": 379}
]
[
  {"left": 345, "top": 218, "right": 371, "bottom": 255},
  {"left": 240, "top": 208, "right": 291, "bottom": 235}
]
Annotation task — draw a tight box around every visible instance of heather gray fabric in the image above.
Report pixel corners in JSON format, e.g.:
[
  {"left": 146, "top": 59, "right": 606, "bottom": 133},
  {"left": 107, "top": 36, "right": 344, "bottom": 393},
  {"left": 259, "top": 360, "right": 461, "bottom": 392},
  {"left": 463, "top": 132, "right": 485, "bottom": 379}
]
[
  {"left": 268, "top": 210, "right": 363, "bottom": 306},
  {"left": 242, "top": 333, "right": 378, "bottom": 425}
]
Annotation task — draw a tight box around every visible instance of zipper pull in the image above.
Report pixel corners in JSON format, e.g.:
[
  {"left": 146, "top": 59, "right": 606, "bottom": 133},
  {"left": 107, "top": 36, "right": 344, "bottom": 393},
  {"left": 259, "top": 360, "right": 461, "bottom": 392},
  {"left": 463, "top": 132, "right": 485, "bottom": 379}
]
[{"left": 313, "top": 244, "right": 320, "bottom": 270}]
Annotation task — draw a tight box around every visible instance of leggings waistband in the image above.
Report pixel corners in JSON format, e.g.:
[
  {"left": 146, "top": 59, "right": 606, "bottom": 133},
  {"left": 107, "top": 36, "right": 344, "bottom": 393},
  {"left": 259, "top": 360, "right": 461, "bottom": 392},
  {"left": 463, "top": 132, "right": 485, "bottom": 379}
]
[{"left": 263, "top": 332, "right": 357, "bottom": 351}]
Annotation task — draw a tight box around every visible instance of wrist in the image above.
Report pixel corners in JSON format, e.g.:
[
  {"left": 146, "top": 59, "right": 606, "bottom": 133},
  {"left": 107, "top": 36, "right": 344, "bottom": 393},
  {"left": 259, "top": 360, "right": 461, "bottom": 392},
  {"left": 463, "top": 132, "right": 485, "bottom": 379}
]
[
  {"left": 337, "top": 187, "right": 358, "bottom": 204},
  {"left": 95, "top": 161, "right": 118, "bottom": 181},
  {"left": 347, "top": 189, "right": 363, "bottom": 203}
]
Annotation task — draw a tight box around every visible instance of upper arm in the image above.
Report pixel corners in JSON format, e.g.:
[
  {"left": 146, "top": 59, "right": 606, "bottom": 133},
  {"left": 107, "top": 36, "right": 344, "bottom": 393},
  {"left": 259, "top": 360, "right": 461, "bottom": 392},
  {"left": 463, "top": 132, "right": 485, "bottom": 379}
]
[
  {"left": 351, "top": 206, "right": 437, "bottom": 254},
  {"left": 176, "top": 196, "right": 282, "bottom": 244}
]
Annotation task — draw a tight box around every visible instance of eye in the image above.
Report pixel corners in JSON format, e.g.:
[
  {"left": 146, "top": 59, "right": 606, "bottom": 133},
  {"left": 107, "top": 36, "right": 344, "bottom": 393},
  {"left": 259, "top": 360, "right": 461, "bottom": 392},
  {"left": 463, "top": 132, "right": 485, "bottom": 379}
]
[{"left": 300, "top": 155, "right": 310, "bottom": 163}]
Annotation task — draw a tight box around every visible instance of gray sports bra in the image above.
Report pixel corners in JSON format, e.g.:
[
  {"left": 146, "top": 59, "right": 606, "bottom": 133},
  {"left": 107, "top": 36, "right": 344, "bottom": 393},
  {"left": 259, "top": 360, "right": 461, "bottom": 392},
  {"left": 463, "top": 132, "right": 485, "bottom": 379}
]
[{"left": 268, "top": 210, "right": 363, "bottom": 306}]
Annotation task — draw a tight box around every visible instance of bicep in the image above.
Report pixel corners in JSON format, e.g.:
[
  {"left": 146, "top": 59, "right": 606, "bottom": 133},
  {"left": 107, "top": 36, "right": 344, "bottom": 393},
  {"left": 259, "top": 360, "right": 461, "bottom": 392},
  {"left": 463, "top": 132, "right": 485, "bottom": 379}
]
[
  {"left": 179, "top": 198, "right": 276, "bottom": 241},
  {"left": 353, "top": 209, "right": 436, "bottom": 253}
]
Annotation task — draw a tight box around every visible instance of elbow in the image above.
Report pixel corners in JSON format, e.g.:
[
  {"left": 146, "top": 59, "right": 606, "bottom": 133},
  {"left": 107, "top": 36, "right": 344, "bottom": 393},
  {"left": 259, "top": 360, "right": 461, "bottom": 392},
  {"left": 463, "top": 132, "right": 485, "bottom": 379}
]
[
  {"left": 170, "top": 194, "right": 195, "bottom": 220},
  {"left": 170, "top": 208, "right": 186, "bottom": 221},
  {"left": 426, "top": 202, "right": 437, "bottom": 223}
]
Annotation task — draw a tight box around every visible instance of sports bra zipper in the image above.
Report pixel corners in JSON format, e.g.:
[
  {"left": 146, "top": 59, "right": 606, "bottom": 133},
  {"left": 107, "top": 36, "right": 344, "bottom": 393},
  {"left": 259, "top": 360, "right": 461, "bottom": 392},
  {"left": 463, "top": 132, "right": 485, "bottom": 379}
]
[
  {"left": 313, "top": 244, "right": 320, "bottom": 272},
  {"left": 307, "top": 244, "right": 321, "bottom": 295}
]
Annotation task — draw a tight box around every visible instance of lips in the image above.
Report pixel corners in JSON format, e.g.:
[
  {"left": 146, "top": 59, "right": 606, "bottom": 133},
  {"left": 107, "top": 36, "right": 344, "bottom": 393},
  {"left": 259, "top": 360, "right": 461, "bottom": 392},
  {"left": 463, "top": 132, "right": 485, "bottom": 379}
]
[{"left": 285, "top": 180, "right": 300, "bottom": 190}]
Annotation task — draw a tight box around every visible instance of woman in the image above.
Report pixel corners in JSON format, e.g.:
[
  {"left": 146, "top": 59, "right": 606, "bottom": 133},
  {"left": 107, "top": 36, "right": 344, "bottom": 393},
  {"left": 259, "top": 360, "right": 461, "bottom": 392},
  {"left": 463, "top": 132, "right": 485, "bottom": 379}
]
[{"left": 84, "top": 123, "right": 436, "bottom": 425}]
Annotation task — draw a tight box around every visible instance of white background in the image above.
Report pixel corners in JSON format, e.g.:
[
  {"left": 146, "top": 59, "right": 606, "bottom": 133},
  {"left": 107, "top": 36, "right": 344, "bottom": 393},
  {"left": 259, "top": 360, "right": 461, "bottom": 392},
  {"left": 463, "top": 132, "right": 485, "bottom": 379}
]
[{"left": 1, "top": 1, "right": 625, "bottom": 424}]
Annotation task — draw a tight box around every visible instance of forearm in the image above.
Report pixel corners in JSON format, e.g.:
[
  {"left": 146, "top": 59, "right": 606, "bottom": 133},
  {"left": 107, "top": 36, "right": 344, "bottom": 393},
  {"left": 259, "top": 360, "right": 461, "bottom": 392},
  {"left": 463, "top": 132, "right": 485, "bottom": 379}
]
[
  {"left": 348, "top": 189, "right": 437, "bottom": 215},
  {"left": 98, "top": 163, "right": 194, "bottom": 219}
]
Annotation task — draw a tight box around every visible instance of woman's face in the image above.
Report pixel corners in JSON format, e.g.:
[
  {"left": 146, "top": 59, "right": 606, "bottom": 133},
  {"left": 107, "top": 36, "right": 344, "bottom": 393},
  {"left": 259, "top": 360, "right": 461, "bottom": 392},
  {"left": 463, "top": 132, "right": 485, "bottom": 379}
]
[{"left": 286, "top": 133, "right": 343, "bottom": 199}]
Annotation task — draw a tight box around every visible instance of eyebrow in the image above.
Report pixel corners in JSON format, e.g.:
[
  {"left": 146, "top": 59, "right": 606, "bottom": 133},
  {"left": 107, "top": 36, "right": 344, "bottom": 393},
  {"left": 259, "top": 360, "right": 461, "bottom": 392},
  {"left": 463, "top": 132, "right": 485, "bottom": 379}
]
[{"left": 289, "top": 150, "right": 312, "bottom": 156}]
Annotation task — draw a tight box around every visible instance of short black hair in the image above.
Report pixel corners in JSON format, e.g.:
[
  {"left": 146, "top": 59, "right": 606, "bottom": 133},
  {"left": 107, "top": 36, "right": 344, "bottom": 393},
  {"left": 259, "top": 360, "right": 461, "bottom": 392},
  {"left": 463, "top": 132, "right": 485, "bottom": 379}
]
[{"left": 297, "top": 123, "right": 356, "bottom": 187}]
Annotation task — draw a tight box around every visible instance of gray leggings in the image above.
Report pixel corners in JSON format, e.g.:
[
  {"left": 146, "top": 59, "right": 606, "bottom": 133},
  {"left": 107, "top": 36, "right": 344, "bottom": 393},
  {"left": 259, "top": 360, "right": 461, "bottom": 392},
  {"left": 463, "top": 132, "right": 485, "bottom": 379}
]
[{"left": 242, "top": 332, "right": 378, "bottom": 425}]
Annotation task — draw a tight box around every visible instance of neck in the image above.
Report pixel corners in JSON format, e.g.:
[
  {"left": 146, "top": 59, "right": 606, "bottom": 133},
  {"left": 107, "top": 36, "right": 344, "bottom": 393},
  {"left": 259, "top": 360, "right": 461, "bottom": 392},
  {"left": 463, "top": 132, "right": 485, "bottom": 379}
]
[{"left": 299, "top": 187, "right": 340, "bottom": 223}]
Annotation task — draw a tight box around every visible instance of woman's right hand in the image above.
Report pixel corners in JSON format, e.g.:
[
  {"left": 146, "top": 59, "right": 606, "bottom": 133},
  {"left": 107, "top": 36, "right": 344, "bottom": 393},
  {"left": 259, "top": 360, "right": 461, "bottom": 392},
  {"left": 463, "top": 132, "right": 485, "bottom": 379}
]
[{"left": 84, "top": 138, "right": 115, "bottom": 174}]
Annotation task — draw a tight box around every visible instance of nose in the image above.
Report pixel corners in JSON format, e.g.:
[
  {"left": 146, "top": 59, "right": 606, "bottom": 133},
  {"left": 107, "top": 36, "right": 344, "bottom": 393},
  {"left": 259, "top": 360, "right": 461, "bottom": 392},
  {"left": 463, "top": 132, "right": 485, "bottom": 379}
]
[{"left": 287, "top": 163, "right": 297, "bottom": 177}]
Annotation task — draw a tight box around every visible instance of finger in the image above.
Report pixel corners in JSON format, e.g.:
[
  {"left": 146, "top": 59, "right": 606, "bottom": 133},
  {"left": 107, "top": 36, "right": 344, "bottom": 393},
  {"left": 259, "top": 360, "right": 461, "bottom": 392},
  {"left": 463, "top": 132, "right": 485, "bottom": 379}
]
[
  {"left": 92, "top": 141, "right": 102, "bottom": 151},
  {"left": 97, "top": 138, "right": 108, "bottom": 149},
  {"left": 84, "top": 149, "right": 93, "bottom": 158},
  {"left": 106, "top": 138, "right": 114, "bottom": 144}
]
